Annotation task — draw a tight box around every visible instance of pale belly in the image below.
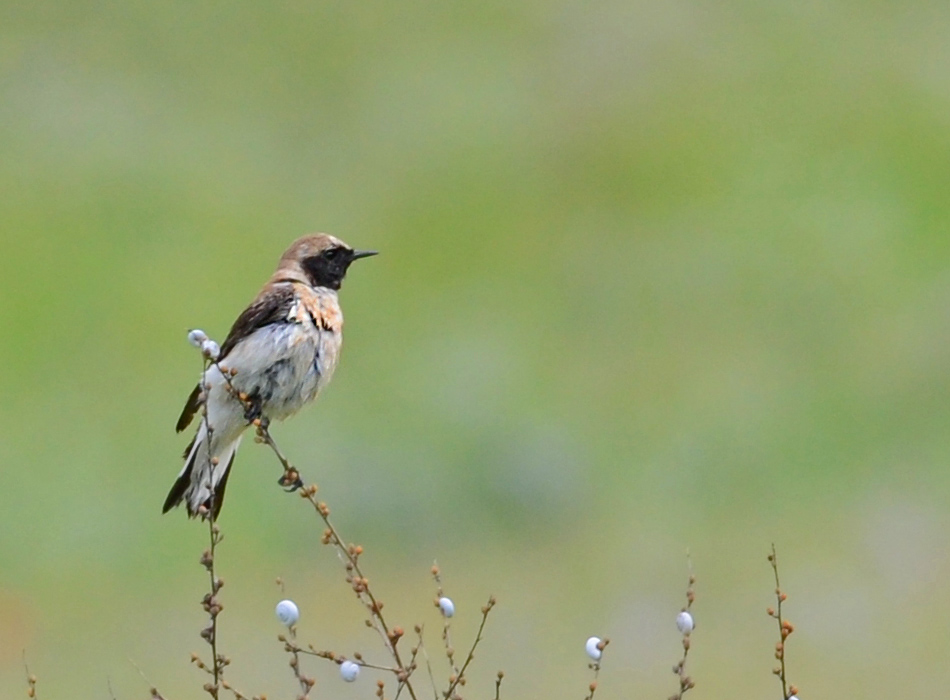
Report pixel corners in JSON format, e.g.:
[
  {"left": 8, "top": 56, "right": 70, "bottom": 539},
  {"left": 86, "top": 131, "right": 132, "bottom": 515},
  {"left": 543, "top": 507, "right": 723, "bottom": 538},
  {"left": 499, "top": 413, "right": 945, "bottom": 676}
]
[{"left": 220, "top": 321, "right": 341, "bottom": 422}]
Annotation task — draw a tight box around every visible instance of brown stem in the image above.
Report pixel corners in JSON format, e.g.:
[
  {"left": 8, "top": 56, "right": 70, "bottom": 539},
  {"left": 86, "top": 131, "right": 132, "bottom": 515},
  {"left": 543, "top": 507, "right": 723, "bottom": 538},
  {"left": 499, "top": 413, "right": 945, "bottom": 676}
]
[
  {"left": 443, "top": 597, "right": 496, "bottom": 700},
  {"left": 209, "top": 358, "right": 423, "bottom": 700},
  {"left": 197, "top": 359, "right": 224, "bottom": 699},
  {"left": 285, "top": 626, "right": 315, "bottom": 698},
  {"left": 670, "top": 557, "right": 696, "bottom": 700},
  {"left": 23, "top": 656, "right": 37, "bottom": 700},
  {"left": 768, "top": 544, "right": 791, "bottom": 700}
]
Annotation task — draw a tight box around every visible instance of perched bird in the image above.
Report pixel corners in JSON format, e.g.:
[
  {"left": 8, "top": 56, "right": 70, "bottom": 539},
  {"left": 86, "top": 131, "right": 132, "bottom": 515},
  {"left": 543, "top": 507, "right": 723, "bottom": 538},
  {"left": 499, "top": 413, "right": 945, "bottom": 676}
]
[{"left": 163, "top": 234, "right": 377, "bottom": 519}]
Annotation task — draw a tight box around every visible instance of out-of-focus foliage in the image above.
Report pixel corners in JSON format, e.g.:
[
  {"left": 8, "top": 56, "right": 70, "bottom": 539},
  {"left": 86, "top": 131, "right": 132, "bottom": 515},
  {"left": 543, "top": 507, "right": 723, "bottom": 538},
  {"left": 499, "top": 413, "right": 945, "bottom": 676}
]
[{"left": 2, "top": 2, "right": 949, "bottom": 697}]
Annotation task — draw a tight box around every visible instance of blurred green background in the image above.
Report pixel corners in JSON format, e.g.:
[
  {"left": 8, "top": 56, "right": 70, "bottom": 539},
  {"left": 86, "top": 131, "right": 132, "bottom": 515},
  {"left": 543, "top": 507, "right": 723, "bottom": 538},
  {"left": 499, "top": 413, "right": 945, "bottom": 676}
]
[{"left": 2, "top": 1, "right": 950, "bottom": 697}]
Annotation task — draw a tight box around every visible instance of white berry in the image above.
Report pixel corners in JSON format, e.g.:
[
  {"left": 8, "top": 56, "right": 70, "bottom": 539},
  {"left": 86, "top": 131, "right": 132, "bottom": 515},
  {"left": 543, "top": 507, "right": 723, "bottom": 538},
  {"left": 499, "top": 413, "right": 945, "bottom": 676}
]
[
  {"left": 585, "top": 636, "right": 602, "bottom": 660},
  {"left": 200, "top": 339, "right": 221, "bottom": 361},
  {"left": 187, "top": 329, "right": 208, "bottom": 347},
  {"left": 438, "top": 596, "right": 455, "bottom": 618},
  {"left": 676, "top": 611, "right": 694, "bottom": 634},
  {"left": 275, "top": 599, "right": 299, "bottom": 627},
  {"left": 340, "top": 660, "right": 360, "bottom": 682}
]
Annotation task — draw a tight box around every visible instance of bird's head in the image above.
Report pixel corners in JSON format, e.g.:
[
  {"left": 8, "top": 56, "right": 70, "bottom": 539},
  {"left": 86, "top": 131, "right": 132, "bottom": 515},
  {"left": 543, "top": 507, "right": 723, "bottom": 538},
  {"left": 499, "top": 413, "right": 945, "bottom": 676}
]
[{"left": 276, "top": 234, "right": 377, "bottom": 290}]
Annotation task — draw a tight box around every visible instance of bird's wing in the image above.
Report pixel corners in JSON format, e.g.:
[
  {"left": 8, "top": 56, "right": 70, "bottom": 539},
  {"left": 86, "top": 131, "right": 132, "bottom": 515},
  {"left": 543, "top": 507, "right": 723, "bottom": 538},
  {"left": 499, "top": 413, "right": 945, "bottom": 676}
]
[
  {"left": 175, "top": 284, "right": 296, "bottom": 433},
  {"left": 218, "top": 284, "right": 297, "bottom": 360}
]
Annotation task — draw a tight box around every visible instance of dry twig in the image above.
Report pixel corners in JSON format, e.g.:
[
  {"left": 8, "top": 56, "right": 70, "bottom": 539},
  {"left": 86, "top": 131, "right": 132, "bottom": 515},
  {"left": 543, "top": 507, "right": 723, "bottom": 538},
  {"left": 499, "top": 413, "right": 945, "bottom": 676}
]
[
  {"left": 669, "top": 557, "right": 696, "bottom": 700},
  {"left": 767, "top": 545, "right": 799, "bottom": 700}
]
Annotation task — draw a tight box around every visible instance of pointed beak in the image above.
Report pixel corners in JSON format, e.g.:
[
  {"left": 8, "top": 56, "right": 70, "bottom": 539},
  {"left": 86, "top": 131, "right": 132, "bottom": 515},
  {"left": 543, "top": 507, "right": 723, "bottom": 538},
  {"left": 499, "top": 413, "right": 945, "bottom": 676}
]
[{"left": 350, "top": 249, "right": 378, "bottom": 260}]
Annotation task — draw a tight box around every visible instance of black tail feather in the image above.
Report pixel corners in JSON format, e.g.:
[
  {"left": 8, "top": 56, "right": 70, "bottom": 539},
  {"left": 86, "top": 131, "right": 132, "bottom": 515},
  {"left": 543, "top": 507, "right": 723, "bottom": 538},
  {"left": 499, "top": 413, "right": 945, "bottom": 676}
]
[
  {"left": 206, "top": 451, "right": 236, "bottom": 521},
  {"left": 176, "top": 384, "right": 202, "bottom": 433},
  {"left": 162, "top": 446, "right": 196, "bottom": 514},
  {"left": 163, "top": 436, "right": 236, "bottom": 520}
]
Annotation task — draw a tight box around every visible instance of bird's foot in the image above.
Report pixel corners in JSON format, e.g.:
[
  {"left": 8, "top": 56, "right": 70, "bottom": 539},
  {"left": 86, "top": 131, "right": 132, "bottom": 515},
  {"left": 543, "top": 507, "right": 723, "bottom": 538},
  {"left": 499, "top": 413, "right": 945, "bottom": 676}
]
[
  {"left": 278, "top": 468, "right": 304, "bottom": 492},
  {"left": 243, "top": 395, "right": 263, "bottom": 424}
]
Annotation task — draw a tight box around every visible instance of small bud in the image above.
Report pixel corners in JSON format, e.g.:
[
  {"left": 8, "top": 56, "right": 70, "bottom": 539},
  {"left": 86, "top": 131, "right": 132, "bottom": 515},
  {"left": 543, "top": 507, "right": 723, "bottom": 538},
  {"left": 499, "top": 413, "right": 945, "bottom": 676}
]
[
  {"left": 585, "top": 636, "right": 603, "bottom": 661},
  {"left": 676, "top": 611, "right": 694, "bottom": 634},
  {"left": 340, "top": 660, "right": 360, "bottom": 682},
  {"left": 275, "top": 599, "right": 299, "bottom": 627},
  {"left": 188, "top": 329, "right": 209, "bottom": 347},
  {"left": 201, "top": 339, "right": 221, "bottom": 361},
  {"left": 439, "top": 596, "right": 455, "bottom": 618}
]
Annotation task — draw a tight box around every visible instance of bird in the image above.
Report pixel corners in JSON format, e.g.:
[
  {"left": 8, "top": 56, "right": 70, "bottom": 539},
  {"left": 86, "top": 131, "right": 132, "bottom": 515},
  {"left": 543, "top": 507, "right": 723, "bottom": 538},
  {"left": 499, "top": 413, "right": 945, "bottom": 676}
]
[{"left": 163, "top": 234, "right": 377, "bottom": 519}]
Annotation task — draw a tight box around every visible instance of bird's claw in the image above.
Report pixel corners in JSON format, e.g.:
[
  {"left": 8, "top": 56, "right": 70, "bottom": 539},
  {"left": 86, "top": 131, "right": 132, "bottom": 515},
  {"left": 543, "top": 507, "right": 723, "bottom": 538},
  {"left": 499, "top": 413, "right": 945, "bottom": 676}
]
[
  {"left": 243, "top": 396, "right": 263, "bottom": 424},
  {"left": 278, "top": 470, "right": 304, "bottom": 492}
]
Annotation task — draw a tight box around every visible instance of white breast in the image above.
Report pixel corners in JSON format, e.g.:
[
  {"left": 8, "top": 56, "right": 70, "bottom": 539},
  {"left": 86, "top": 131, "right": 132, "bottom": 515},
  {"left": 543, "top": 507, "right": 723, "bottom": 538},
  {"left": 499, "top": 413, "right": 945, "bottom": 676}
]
[{"left": 221, "top": 319, "right": 341, "bottom": 422}]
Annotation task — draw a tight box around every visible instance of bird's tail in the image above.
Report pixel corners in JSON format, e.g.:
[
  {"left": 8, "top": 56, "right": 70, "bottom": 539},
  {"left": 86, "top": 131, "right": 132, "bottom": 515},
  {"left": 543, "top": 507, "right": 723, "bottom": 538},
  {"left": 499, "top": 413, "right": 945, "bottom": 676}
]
[{"left": 162, "top": 422, "right": 242, "bottom": 520}]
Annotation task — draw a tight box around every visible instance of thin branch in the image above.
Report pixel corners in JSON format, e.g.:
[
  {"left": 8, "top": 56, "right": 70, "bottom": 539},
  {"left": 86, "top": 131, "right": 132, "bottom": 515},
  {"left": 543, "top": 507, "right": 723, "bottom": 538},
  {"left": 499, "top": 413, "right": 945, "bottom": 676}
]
[
  {"left": 283, "top": 626, "right": 315, "bottom": 698},
  {"left": 203, "top": 349, "right": 450, "bottom": 700},
  {"left": 583, "top": 637, "right": 609, "bottom": 700},
  {"left": 431, "top": 565, "right": 460, "bottom": 677},
  {"left": 413, "top": 624, "right": 439, "bottom": 700},
  {"left": 669, "top": 556, "right": 696, "bottom": 700},
  {"left": 394, "top": 627, "right": 427, "bottom": 700},
  {"left": 23, "top": 654, "right": 37, "bottom": 700},
  {"left": 291, "top": 643, "right": 401, "bottom": 673},
  {"left": 443, "top": 596, "right": 496, "bottom": 700},
  {"left": 250, "top": 419, "right": 420, "bottom": 700},
  {"left": 767, "top": 545, "right": 798, "bottom": 700},
  {"left": 193, "top": 359, "right": 226, "bottom": 700},
  {"left": 128, "top": 658, "right": 168, "bottom": 700}
]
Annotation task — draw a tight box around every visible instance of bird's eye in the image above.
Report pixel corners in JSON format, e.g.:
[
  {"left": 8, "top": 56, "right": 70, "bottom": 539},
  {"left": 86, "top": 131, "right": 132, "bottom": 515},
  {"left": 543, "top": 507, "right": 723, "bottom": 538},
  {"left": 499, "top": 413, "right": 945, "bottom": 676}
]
[{"left": 324, "top": 248, "right": 339, "bottom": 260}]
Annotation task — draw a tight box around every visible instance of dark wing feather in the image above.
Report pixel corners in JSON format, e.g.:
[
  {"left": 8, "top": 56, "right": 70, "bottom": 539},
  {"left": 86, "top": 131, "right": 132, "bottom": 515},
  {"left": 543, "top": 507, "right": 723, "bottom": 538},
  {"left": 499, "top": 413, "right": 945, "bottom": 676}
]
[
  {"left": 218, "top": 284, "right": 297, "bottom": 359},
  {"left": 162, "top": 442, "right": 197, "bottom": 513},
  {"left": 174, "top": 285, "right": 296, "bottom": 433},
  {"left": 176, "top": 384, "right": 202, "bottom": 432}
]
